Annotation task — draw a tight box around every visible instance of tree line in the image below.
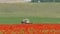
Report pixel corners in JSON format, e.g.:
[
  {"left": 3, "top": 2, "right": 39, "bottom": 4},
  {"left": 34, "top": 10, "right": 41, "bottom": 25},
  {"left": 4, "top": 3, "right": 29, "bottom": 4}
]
[{"left": 31, "top": 0, "right": 60, "bottom": 2}]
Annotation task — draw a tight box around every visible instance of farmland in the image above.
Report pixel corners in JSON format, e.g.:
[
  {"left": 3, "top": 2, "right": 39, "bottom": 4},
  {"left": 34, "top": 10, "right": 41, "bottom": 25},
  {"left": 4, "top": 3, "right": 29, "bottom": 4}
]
[{"left": 0, "top": 3, "right": 60, "bottom": 24}]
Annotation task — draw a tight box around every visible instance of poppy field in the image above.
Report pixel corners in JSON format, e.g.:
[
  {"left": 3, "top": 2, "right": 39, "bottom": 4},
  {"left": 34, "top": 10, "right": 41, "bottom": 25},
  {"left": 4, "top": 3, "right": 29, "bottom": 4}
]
[{"left": 0, "top": 24, "right": 60, "bottom": 34}]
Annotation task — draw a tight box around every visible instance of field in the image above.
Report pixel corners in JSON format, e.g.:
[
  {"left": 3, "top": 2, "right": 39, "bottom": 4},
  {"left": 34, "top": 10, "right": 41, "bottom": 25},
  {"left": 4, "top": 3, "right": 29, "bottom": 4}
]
[
  {"left": 0, "top": 24, "right": 60, "bottom": 34},
  {"left": 0, "top": 2, "right": 60, "bottom": 24}
]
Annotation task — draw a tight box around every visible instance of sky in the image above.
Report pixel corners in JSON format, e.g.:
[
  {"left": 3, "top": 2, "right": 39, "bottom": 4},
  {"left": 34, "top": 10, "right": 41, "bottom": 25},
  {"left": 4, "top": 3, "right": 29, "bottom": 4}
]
[{"left": 24, "top": 0, "right": 31, "bottom": 2}]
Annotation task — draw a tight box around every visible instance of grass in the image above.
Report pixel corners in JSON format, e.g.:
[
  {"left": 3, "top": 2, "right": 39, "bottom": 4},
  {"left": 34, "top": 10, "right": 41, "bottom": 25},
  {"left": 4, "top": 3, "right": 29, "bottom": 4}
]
[
  {"left": 0, "top": 2, "right": 60, "bottom": 24},
  {"left": 0, "top": 17, "right": 60, "bottom": 24}
]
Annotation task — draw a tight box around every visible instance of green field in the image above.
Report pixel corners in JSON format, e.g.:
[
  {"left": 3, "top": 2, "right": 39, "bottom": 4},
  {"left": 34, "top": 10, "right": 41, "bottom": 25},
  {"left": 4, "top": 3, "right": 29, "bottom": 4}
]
[{"left": 0, "top": 2, "right": 60, "bottom": 24}]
